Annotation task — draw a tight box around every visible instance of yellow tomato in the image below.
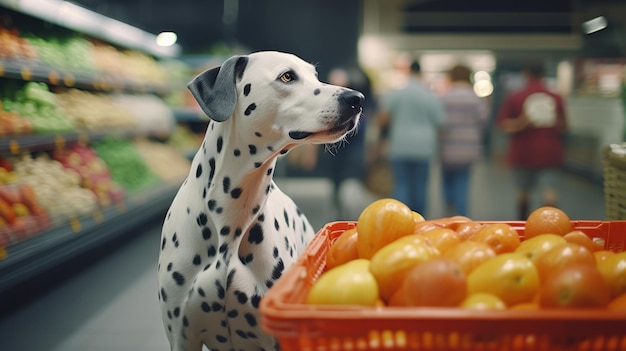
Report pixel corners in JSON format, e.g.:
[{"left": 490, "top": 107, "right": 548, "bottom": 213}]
[
  {"left": 467, "top": 252, "right": 540, "bottom": 307},
  {"left": 596, "top": 251, "right": 626, "bottom": 299},
  {"left": 460, "top": 293, "right": 507, "bottom": 310},
  {"left": 369, "top": 234, "right": 441, "bottom": 301},
  {"left": 514, "top": 234, "right": 567, "bottom": 264},
  {"left": 357, "top": 198, "right": 415, "bottom": 259},
  {"left": 419, "top": 228, "right": 461, "bottom": 255},
  {"left": 306, "top": 259, "right": 379, "bottom": 306},
  {"left": 412, "top": 211, "right": 425, "bottom": 223}
]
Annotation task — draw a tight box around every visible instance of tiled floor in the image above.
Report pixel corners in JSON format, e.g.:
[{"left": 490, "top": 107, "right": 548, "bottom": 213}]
[{"left": 0, "top": 158, "right": 606, "bottom": 351}]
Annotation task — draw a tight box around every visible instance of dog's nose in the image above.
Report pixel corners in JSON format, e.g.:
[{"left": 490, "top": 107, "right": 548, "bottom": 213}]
[{"left": 340, "top": 90, "right": 365, "bottom": 112}]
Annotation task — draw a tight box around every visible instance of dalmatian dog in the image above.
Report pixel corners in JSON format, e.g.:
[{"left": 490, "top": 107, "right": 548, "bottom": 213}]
[{"left": 157, "top": 51, "right": 364, "bottom": 351}]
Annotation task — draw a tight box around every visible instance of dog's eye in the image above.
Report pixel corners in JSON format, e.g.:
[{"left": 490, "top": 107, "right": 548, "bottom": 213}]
[{"left": 279, "top": 71, "right": 296, "bottom": 83}]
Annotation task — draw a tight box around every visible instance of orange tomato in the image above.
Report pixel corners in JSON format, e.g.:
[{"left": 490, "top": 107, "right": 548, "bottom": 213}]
[
  {"left": 535, "top": 243, "right": 596, "bottom": 282},
  {"left": 514, "top": 234, "right": 567, "bottom": 264},
  {"left": 524, "top": 206, "right": 573, "bottom": 239},
  {"left": 608, "top": 293, "right": 626, "bottom": 311},
  {"left": 356, "top": 198, "right": 415, "bottom": 259},
  {"left": 400, "top": 258, "right": 467, "bottom": 307},
  {"left": 326, "top": 228, "right": 359, "bottom": 269},
  {"left": 596, "top": 251, "right": 626, "bottom": 299},
  {"left": 469, "top": 223, "right": 521, "bottom": 254},
  {"left": 419, "top": 228, "right": 461, "bottom": 255},
  {"left": 453, "top": 221, "right": 484, "bottom": 241},
  {"left": 467, "top": 252, "right": 540, "bottom": 306},
  {"left": 442, "top": 240, "right": 497, "bottom": 275},
  {"left": 563, "top": 230, "right": 604, "bottom": 252},
  {"left": 539, "top": 264, "right": 610, "bottom": 309},
  {"left": 369, "top": 234, "right": 441, "bottom": 301},
  {"left": 460, "top": 293, "right": 507, "bottom": 310},
  {"left": 413, "top": 220, "right": 443, "bottom": 234}
]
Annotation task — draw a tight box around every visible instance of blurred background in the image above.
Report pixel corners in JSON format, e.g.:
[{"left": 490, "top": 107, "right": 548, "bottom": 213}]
[{"left": 0, "top": 0, "right": 625, "bottom": 350}]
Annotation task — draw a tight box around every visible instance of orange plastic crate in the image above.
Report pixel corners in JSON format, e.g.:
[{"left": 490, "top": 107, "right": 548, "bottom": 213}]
[{"left": 260, "top": 220, "right": 626, "bottom": 351}]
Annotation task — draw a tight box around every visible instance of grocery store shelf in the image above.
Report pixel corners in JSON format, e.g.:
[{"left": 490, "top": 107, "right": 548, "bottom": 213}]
[
  {"left": 0, "top": 129, "right": 174, "bottom": 155},
  {"left": 0, "top": 0, "right": 180, "bottom": 58},
  {"left": 0, "top": 58, "right": 170, "bottom": 95},
  {"left": 0, "top": 179, "right": 181, "bottom": 293}
]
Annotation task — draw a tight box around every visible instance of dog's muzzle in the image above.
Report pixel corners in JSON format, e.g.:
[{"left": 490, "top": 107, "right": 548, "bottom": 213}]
[{"left": 288, "top": 90, "right": 364, "bottom": 140}]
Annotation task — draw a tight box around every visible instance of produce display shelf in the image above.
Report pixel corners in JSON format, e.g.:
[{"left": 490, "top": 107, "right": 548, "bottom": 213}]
[
  {"left": 0, "top": 179, "right": 180, "bottom": 293},
  {"left": 0, "top": 58, "right": 170, "bottom": 95},
  {"left": 0, "top": 130, "right": 168, "bottom": 155}
]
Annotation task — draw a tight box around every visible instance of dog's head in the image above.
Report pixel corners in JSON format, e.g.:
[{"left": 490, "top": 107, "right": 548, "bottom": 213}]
[{"left": 188, "top": 51, "right": 364, "bottom": 145}]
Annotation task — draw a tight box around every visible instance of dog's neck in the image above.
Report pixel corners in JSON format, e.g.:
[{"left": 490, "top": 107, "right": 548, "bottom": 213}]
[{"left": 196, "top": 119, "right": 292, "bottom": 230}]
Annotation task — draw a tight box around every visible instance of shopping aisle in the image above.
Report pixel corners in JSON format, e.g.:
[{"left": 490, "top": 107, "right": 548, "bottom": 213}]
[
  {"left": 0, "top": 222, "right": 170, "bottom": 351},
  {"left": 0, "top": 159, "right": 607, "bottom": 351}
]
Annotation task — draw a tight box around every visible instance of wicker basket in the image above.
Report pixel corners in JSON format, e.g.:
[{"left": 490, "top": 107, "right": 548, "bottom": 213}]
[{"left": 604, "top": 143, "right": 626, "bottom": 220}]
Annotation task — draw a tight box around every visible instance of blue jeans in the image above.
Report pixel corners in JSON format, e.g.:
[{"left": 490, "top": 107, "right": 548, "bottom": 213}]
[
  {"left": 391, "top": 159, "right": 430, "bottom": 214},
  {"left": 442, "top": 167, "right": 470, "bottom": 217}
]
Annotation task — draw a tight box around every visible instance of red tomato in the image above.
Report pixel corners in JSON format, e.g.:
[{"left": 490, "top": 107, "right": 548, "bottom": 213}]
[
  {"left": 326, "top": 228, "right": 359, "bottom": 269},
  {"left": 539, "top": 264, "right": 611, "bottom": 309},
  {"left": 535, "top": 243, "right": 596, "bottom": 282},
  {"left": 400, "top": 258, "right": 467, "bottom": 307}
]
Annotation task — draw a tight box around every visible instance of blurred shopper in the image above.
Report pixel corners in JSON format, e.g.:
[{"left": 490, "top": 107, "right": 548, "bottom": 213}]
[
  {"left": 496, "top": 60, "right": 568, "bottom": 220},
  {"left": 376, "top": 58, "right": 445, "bottom": 215},
  {"left": 439, "top": 64, "right": 489, "bottom": 217}
]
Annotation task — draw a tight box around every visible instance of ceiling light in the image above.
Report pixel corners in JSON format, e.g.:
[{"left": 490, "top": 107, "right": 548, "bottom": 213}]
[
  {"left": 582, "top": 16, "right": 608, "bottom": 34},
  {"left": 156, "top": 32, "right": 178, "bottom": 47}
]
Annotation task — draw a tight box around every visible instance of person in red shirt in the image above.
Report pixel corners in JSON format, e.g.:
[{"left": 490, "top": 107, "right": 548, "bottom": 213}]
[{"left": 496, "top": 61, "right": 568, "bottom": 220}]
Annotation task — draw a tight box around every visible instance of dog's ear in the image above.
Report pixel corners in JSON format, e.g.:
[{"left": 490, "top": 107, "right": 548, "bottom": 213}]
[{"left": 187, "top": 55, "right": 248, "bottom": 122}]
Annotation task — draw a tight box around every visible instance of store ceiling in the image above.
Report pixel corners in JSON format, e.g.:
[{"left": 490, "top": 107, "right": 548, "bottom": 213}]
[{"left": 68, "top": 0, "right": 626, "bottom": 57}]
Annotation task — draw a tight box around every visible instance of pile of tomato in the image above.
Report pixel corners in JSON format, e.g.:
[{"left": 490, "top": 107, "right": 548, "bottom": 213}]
[{"left": 306, "top": 198, "right": 626, "bottom": 311}]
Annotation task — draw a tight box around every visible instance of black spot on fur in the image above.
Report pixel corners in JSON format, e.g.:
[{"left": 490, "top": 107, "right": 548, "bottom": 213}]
[
  {"left": 208, "top": 158, "right": 216, "bottom": 182},
  {"left": 172, "top": 272, "right": 185, "bottom": 286},
  {"left": 167, "top": 262, "right": 173, "bottom": 271},
  {"left": 161, "top": 238, "right": 166, "bottom": 250},
  {"left": 280, "top": 148, "right": 289, "bottom": 154},
  {"left": 216, "top": 207, "right": 223, "bottom": 214},
  {"left": 161, "top": 288, "right": 168, "bottom": 302},
  {"left": 255, "top": 132, "right": 262, "bottom": 137},
  {"left": 267, "top": 168, "right": 273, "bottom": 176},
  {"left": 216, "top": 136, "right": 223, "bottom": 154},
  {"left": 201, "top": 302, "right": 211, "bottom": 312},
  {"left": 274, "top": 218, "right": 280, "bottom": 230},
  {"left": 234, "top": 228, "right": 242, "bottom": 237},
  {"left": 183, "top": 316, "right": 189, "bottom": 327},
  {"left": 235, "top": 330, "right": 248, "bottom": 339},
  {"left": 192, "top": 255, "right": 202, "bottom": 265},
  {"left": 208, "top": 199, "right": 217, "bottom": 211},
  {"left": 173, "top": 307, "right": 181, "bottom": 317},
  {"left": 207, "top": 245, "right": 217, "bottom": 257},
  {"left": 202, "top": 188, "right": 207, "bottom": 199},
  {"left": 196, "top": 213, "right": 208, "bottom": 226},
  {"left": 231, "top": 188, "right": 242, "bottom": 199},
  {"left": 251, "top": 294, "right": 261, "bottom": 308},
  {"left": 239, "top": 253, "right": 253, "bottom": 265},
  {"left": 198, "top": 287, "right": 206, "bottom": 297},
  {"left": 234, "top": 149, "right": 241, "bottom": 157},
  {"left": 272, "top": 259, "right": 285, "bottom": 280},
  {"left": 248, "top": 223, "right": 264, "bottom": 244},
  {"left": 244, "top": 313, "right": 258, "bottom": 327},
  {"left": 202, "top": 227, "right": 212, "bottom": 240},
  {"left": 265, "top": 280, "right": 274, "bottom": 288},
  {"left": 227, "top": 309, "right": 238, "bottom": 318},
  {"left": 283, "top": 210, "right": 289, "bottom": 225},
  {"left": 254, "top": 162, "right": 262, "bottom": 168},
  {"left": 220, "top": 226, "right": 231, "bottom": 236},
  {"left": 223, "top": 177, "right": 230, "bottom": 193},
  {"left": 244, "top": 103, "right": 257, "bottom": 116},
  {"left": 226, "top": 269, "right": 236, "bottom": 289},
  {"left": 216, "top": 335, "right": 228, "bottom": 343},
  {"left": 219, "top": 243, "right": 228, "bottom": 255},
  {"left": 235, "top": 290, "right": 248, "bottom": 304},
  {"left": 215, "top": 280, "right": 225, "bottom": 299},
  {"left": 273, "top": 247, "right": 279, "bottom": 258},
  {"left": 314, "top": 88, "right": 321, "bottom": 95},
  {"left": 258, "top": 214, "right": 265, "bottom": 222},
  {"left": 243, "top": 83, "right": 251, "bottom": 96},
  {"left": 211, "top": 302, "right": 222, "bottom": 311},
  {"left": 196, "top": 164, "right": 203, "bottom": 178},
  {"left": 252, "top": 206, "right": 260, "bottom": 214},
  {"left": 248, "top": 144, "right": 257, "bottom": 155}
]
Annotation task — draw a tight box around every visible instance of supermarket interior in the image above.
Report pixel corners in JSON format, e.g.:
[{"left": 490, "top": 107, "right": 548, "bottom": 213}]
[{"left": 0, "top": 0, "right": 625, "bottom": 350}]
